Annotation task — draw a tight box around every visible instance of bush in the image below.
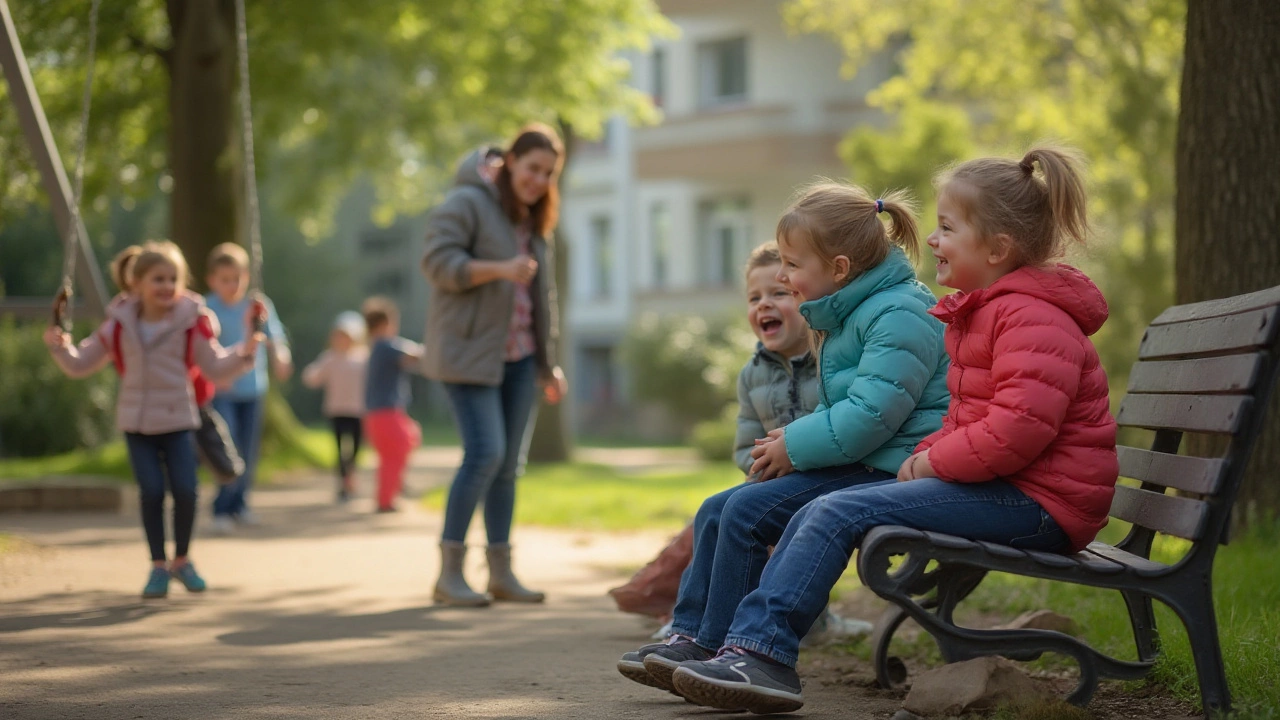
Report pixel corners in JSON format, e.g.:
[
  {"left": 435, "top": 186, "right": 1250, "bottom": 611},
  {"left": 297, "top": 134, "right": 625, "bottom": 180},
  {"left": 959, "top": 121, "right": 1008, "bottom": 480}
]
[
  {"left": 623, "top": 313, "right": 756, "bottom": 429},
  {"left": 692, "top": 405, "right": 739, "bottom": 464},
  {"left": 0, "top": 318, "right": 116, "bottom": 457}
]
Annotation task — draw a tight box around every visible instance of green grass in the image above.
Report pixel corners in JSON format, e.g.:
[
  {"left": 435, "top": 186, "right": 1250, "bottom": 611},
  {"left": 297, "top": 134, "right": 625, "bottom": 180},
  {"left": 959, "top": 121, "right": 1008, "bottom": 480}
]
[
  {"left": 832, "top": 519, "right": 1280, "bottom": 714},
  {"left": 420, "top": 460, "right": 740, "bottom": 531}
]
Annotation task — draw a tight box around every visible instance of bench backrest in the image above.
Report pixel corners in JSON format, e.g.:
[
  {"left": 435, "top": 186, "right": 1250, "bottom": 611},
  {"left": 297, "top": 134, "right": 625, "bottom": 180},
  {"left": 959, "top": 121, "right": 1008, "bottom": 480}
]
[{"left": 1111, "top": 285, "right": 1280, "bottom": 554}]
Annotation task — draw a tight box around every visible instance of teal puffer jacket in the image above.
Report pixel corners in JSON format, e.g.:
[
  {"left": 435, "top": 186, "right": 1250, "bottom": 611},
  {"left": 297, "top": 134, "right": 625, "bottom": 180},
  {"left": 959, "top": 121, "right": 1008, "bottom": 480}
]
[{"left": 783, "top": 248, "right": 950, "bottom": 474}]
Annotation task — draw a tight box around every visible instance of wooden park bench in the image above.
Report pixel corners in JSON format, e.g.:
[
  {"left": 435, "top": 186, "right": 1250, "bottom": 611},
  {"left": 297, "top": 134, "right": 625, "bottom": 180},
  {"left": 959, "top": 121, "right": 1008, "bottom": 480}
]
[{"left": 857, "top": 284, "right": 1280, "bottom": 715}]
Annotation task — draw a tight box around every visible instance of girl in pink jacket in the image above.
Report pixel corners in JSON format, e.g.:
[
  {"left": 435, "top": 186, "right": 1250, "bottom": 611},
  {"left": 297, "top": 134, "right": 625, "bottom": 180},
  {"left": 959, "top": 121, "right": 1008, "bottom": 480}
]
[
  {"left": 45, "top": 241, "right": 262, "bottom": 600},
  {"left": 669, "top": 147, "right": 1119, "bottom": 715}
]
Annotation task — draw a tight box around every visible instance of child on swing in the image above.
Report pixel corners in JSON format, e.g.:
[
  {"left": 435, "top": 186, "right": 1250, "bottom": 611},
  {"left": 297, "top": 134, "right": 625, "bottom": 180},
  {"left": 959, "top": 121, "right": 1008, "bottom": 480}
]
[
  {"left": 109, "top": 246, "right": 244, "bottom": 485},
  {"left": 46, "top": 241, "right": 264, "bottom": 599},
  {"left": 667, "top": 147, "right": 1119, "bottom": 714}
]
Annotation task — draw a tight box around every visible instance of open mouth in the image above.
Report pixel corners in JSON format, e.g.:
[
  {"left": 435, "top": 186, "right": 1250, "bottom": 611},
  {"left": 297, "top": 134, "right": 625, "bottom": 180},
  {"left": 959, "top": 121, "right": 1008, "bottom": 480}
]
[
  {"left": 934, "top": 255, "right": 949, "bottom": 267},
  {"left": 759, "top": 318, "right": 783, "bottom": 335}
]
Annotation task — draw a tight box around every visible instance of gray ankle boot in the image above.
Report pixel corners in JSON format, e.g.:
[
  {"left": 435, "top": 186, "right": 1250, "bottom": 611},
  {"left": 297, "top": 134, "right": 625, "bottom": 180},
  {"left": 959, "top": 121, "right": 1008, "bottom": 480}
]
[
  {"left": 486, "top": 543, "right": 545, "bottom": 603},
  {"left": 433, "top": 541, "right": 490, "bottom": 607}
]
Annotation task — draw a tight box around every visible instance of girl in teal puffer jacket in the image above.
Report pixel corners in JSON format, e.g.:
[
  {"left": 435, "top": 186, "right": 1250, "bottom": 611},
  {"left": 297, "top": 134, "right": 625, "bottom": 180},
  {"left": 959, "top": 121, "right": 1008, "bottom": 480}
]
[{"left": 619, "top": 183, "right": 950, "bottom": 694}]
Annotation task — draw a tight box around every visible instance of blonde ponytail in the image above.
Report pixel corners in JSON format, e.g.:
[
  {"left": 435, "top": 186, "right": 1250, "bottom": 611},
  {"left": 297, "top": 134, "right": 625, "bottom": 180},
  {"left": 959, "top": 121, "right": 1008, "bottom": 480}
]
[{"left": 777, "top": 181, "right": 921, "bottom": 280}]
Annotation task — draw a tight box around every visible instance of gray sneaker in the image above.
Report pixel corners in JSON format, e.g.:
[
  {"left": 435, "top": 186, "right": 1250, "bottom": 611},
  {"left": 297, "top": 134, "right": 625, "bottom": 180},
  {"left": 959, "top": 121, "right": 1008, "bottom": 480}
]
[
  {"left": 640, "top": 636, "right": 716, "bottom": 692},
  {"left": 617, "top": 641, "right": 669, "bottom": 689},
  {"left": 672, "top": 647, "right": 804, "bottom": 714}
]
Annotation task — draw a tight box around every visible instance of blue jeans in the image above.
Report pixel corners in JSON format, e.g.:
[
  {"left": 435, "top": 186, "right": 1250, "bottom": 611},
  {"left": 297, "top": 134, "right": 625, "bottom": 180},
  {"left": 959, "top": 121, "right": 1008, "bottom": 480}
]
[
  {"left": 125, "top": 431, "right": 199, "bottom": 562},
  {"left": 212, "top": 396, "right": 264, "bottom": 518},
  {"left": 440, "top": 356, "right": 539, "bottom": 544},
  {"left": 724, "top": 477, "right": 1069, "bottom": 667},
  {"left": 670, "top": 464, "right": 894, "bottom": 651}
]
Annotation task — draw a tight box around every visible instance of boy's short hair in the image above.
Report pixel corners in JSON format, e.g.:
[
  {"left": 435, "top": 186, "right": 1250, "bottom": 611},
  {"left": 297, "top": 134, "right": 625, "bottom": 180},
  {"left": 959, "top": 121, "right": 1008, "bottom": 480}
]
[
  {"left": 744, "top": 241, "right": 781, "bottom": 280},
  {"left": 362, "top": 296, "right": 399, "bottom": 332},
  {"left": 207, "top": 242, "right": 249, "bottom": 275}
]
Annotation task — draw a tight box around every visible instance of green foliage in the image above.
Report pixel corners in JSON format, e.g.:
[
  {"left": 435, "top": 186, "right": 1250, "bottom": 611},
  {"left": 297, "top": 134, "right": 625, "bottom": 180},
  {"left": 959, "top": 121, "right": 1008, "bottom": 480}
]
[
  {"left": 0, "top": 442, "right": 132, "bottom": 482},
  {"left": 1, "top": 1, "right": 674, "bottom": 235},
  {"left": 420, "top": 461, "right": 741, "bottom": 532},
  {"left": 0, "top": 319, "right": 116, "bottom": 457},
  {"left": 786, "top": 0, "right": 1185, "bottom": 392},
  {"left": 691, "top": 405, "right": 739, "bottom": 464},
  {"left": 622, "top": 313, "right": 756, "bottom": 429}
]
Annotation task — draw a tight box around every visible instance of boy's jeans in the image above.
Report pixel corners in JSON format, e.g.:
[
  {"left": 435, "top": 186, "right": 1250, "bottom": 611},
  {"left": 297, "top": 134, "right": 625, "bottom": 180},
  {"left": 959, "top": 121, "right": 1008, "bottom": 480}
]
[
  {"left": 125, "top": 430, "right": 199, "bottom": 561},
  {"left": 724, "top": 477, "right": 1069, "bottom": 667},
  {"left": 440, "top": 356, "right": 539, "bottom": 545},
  {"left": 670, "top": 463, "right": 893, "bottom": 652},
  {"left": 212, "top": 396, "right": 264, "bottom": 518}
]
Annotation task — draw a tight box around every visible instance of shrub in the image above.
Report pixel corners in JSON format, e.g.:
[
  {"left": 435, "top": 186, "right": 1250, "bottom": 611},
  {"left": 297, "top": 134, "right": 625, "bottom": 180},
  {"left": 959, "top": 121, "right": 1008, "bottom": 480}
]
[
  {"left": 0, "top": 318, "right": 116, "bottom": 457},
  {"left": 692, "top": 405, "right": 739, "bottom": 464}
]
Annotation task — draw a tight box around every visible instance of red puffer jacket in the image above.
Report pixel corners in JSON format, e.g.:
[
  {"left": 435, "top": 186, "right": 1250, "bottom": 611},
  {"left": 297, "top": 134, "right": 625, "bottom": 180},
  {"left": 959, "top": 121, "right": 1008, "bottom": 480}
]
[{"left": 917, "top": 264, "right": 1118, "bottom": 552}]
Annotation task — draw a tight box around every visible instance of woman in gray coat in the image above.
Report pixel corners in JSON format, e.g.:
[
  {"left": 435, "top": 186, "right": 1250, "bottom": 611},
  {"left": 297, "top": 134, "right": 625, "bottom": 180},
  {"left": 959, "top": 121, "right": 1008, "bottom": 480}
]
[{"left": 421, "top": 123, "right": 568, "bottom": 607}]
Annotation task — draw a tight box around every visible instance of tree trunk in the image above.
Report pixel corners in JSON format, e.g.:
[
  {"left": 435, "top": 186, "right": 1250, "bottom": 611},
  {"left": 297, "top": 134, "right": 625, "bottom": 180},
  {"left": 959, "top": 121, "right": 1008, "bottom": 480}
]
[
  {"left": 1175, "top": 0, "right": 1280, "bottom": 532},
  {"left": 168, "top": 0, "right": 238, "bottom": 285},
  {"left": 526, "top": 121, "right": 578, "bottom": 463}
]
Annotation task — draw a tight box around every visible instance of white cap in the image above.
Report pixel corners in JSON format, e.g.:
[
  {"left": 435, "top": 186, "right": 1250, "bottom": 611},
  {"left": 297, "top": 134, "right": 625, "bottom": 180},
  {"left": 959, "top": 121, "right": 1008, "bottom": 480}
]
[{"left": 334, "top": 310, "right": 366, "bottom": 343}]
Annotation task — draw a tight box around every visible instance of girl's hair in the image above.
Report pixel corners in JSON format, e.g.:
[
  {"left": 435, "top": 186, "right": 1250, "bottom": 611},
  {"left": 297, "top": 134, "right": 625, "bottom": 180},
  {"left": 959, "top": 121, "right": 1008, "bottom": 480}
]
[
  {"left": 938, "top": 145, "right": 1089, "bottom": 264},
  {"left": 744, "top": 241, "right": 781, "bottom": 280},
  {"left": 109, "top": 245, "right": 143, "bottom": 292},
  {"left": 496, "top": 122, "right": 564, "bottom": 238},
  {"left": 776, "top": 182, "right": 919, "bottom": 280},
  {"left": 130, "top": 240, "right": 189, "bottom": 291}
]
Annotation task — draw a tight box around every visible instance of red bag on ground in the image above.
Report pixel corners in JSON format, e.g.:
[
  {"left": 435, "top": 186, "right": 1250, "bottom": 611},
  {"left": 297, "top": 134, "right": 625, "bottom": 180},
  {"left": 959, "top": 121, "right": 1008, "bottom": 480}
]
[{"left": 608, "top": 523, "right": 694, "bottom": 619}]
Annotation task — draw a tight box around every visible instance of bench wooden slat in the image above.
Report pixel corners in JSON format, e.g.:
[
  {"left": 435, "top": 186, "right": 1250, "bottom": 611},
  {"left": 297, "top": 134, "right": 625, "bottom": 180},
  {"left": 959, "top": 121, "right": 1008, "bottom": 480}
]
[
  {"left": 1138, "top": 308, "right": 1279, "bottom": 360},
  {"left": 1116, "top": 446, "right": 1225, "bottom": 495},
  {"left": 1115, "top": 394, "right": 1252, "bottom": 434},
  {"left": 1109, "top": 484, "right": 1208, "bottom": 541},
  {"left": 1150, "top": 284, "right": 1280, "bottom": 325},
  {"left": 1082, "top": 542, "right": 1169, "bottom": 577},
  {"left": 1126, "top": 354, "right": 1264, "bottom": 395}
]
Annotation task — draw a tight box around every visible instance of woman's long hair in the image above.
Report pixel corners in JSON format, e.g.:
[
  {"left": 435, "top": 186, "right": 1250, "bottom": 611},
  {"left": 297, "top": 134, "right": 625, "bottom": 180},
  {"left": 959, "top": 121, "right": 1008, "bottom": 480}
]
[{"left": 496, "top": 123, "right": 564, "bottom": 238}]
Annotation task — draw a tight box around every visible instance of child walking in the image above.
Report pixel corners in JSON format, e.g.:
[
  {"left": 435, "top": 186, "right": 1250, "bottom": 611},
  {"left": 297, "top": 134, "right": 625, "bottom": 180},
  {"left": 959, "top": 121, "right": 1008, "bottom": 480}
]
[
  {"left": 109, "top": 246, "right": 244, "bottom": 486},
  {"left": 302, "top": 311, "right": 369, "bottom": 503},
  {"left": 362, "top": 297, "right": 424, "bottom": 513},
  {"left": 619, "top": 184, "right": 951, "bottom": 693},
  {"left": 668, "top": 147, "right": 1119, "bottom": 714},
  {"left": 612, "top": 242, "right": 869, "bottom": 642},
  {"left": 205, "top": 243, "right": 293, "bottom": 534},
  {"left": 45, "top": 241, "right": 261, "bottom": 599}
]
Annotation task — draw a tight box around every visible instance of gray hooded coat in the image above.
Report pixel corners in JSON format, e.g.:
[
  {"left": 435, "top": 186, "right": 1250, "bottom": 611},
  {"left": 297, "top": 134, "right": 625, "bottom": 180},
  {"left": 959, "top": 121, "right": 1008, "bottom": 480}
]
[
  {"left": 421, "top": 149, "right": 559, "bottom": 385},
  {"left": 733, "top": 344, "right": 821, "bottom": 474}
]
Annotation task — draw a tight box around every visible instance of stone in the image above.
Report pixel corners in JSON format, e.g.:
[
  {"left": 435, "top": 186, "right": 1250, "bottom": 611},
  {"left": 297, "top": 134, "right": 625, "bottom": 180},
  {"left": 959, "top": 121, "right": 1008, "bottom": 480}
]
[
  {"left": 995, "top": 609, "right": 1079, "bottom": 636},
  {"left": 902, "top": 656, "right": 1049, "bottom": 716}
]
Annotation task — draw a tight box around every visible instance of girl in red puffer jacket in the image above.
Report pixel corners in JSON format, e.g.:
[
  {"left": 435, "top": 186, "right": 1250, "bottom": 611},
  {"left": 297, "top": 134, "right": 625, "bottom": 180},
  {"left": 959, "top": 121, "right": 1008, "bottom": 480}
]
[{"left": 667, "top": 147, "right": 1118, "bottom": 715}]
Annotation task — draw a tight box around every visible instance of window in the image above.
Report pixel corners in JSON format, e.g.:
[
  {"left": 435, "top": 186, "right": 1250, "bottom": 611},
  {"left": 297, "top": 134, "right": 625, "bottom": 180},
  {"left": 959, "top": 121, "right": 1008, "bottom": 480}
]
[
  {"left": 698, "top": 198, "right": 751, "bottom": 287},
  {"left": 590, "top": 215, "right": 613, "bottom": 299},
  {"left": 697, "top": 37, "right": 748, "bottom": 107},
  {"left": 651, "top": 48, "right": 666, "bottom": 107},
  {"left": 649, "top": 202, "right": 671, "bottom": 288}
]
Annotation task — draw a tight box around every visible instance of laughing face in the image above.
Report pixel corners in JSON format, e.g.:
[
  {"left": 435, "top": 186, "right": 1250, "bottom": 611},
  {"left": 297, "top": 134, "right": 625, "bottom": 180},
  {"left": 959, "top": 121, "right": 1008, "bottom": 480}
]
[
  {"left": 927, "top": 186, "right": 1002, "bottom": 293},
  {"left": 746, "top": 264, "right": 809, "bottom": 357}
]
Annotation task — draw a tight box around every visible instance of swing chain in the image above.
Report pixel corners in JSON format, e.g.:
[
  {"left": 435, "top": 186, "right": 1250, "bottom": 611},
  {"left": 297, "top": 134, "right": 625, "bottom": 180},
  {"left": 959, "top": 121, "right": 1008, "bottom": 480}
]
[
  {"left": 233, "top": 0, "right": 264, "bottom": 303},
  {"left": 54, "top": 0, "right": 103, "bottom": 332}
]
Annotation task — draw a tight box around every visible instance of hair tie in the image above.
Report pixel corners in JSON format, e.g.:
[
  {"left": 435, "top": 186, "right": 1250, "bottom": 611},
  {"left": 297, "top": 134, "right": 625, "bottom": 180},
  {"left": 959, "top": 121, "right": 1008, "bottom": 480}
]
[
  {"left": 1019, "top": 159, "right": 1034, "bottom": 174},
  {"left": 875, "top": 199, "right": 884, "bottom": 214}
]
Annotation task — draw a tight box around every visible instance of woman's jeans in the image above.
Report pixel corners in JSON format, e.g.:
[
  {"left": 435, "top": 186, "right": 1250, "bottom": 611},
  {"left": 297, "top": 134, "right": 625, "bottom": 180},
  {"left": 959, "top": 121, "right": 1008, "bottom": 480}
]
[
  {"left": 724, "top": 477, "right": 1069, "bottom": 667},
  {"left": 212, "top": 396, "right": 264, "bottom": 518},
  {"left": 670, "top": 463, "right": 894, "bottom": 652},
  {"left": 440, "top": 356, "right": 539, "bottom": 544},
  {"left": 124, "top": 431, "right": 199, "bottom": 562}
]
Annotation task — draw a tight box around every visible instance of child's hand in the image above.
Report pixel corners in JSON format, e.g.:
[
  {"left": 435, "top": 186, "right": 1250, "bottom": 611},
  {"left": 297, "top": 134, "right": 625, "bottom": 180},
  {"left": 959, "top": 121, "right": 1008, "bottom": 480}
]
[
  {"left": 242, "top": 331, "right": 264, "bottom": 358},
  {"left": 749, "top": 430, "right": 794, "bottom": 482},
  {"left": 503, "top": 254, "right": 539, "bottom": 286},
  {"left": 897, "top": 450, "right": 934, "bottom": 482},
  {"left": 541, "top": 366, "right": 568, "bottom": 405},
  {"left": 43, "top": 326, "right": 70, "bottom": 350}
]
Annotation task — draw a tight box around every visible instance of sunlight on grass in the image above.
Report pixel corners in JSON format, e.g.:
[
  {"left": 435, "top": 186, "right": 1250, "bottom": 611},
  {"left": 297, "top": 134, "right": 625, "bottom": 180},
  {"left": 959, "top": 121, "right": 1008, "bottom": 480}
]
[{"left": 420, "top": 461, "right": 741, "bottom": 532}]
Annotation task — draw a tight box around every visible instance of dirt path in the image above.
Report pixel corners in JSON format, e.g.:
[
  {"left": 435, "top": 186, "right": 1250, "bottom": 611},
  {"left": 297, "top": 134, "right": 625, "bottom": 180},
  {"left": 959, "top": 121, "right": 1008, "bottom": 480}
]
[{"left": 0, "top": 470, "right": 902, "bottom": 720}]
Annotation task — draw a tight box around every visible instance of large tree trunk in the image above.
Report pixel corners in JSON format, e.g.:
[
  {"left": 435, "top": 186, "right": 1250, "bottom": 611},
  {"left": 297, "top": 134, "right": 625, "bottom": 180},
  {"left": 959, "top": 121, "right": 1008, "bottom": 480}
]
[
  {"left": 1175, "top": 0, "right": 1280, "bottom": 531},
  {"left": 526, "top": 121, "right": 578, "bottom": 463},
  {"left": 168, "top": 0, "right": 238, "bottom": 285}
]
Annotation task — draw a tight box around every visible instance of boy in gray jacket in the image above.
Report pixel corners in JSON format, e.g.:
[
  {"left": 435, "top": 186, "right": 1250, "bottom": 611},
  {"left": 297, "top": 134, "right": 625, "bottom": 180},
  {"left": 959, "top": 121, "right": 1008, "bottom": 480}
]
[{"left": 611, "top": 243, "right": 869, "bottom": 643}]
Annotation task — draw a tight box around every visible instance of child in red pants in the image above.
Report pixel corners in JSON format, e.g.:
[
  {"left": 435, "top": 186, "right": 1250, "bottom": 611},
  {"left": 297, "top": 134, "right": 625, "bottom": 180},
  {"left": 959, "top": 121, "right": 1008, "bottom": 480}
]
[{"left": 362, "top": 297, "right": 423, "bottom": 512}]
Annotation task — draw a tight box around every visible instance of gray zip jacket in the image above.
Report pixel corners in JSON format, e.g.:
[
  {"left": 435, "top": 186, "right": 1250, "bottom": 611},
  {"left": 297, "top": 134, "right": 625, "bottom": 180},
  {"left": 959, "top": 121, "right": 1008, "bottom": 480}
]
[
  {"left": 733, "top": 343, "right": 821, "bottom": 474},
  {"left": 420, "top": 148, "right": 559, "bottom": 386}
]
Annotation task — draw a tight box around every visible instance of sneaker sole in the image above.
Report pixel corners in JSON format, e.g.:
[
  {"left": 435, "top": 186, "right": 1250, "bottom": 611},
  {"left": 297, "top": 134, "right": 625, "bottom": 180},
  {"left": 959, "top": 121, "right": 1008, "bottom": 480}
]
[
  {"left": 617, "top": 659, "right": 665, "bottom": 689},
  {"left": 672, "top": 666, "right": 804, "bottom": 714},
  {"left": 641, "top": 654, "right": 683, "bottom": 692}
]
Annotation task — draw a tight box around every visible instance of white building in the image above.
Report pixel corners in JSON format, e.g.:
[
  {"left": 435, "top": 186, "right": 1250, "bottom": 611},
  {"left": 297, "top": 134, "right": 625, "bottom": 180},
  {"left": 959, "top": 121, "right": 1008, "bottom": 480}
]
[{"left": 560, "top": 0, "right": 892, "bottom": 434}]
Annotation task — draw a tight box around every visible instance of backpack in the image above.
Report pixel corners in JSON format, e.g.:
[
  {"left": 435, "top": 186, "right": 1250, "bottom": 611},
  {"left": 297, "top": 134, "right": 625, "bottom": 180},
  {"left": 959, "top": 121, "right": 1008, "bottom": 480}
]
[{"left": 106, "top": 315, "right": 217, "bottom": 406}]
